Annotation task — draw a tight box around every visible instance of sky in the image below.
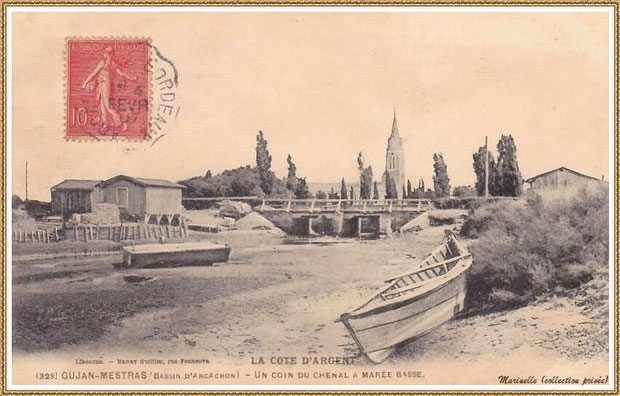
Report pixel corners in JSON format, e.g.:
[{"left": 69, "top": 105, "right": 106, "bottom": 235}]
[{"left": 11, "top": 10, "right": 611, "bottom": 200}]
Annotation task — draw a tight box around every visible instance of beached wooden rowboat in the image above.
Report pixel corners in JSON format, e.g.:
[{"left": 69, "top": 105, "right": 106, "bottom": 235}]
[
  {"left": 337, "top": 230, "right": 472, "bottom": 363},
  {"left": 121, "top": 241, "right": 231, "bottom": 268}
]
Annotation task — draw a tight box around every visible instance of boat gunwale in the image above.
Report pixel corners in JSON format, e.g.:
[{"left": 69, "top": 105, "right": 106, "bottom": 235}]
[{"left": 383, "top": 252, "right": 471, "bottom": 284}]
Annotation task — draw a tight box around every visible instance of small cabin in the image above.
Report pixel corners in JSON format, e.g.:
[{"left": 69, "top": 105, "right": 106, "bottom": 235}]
[
  {"left": 51, "top": 179, "right": 103, "bottom": 219},
  {"left": 525, "top": 167, "right": 606, "bottom": 190},
  {"left": 97, "top": 175, "right": 186, "bottom": 224}
]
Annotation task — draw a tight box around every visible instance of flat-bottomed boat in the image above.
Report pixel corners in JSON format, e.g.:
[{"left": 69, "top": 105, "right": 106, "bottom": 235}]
[
  {"left": 338, "top": 230, "right": 472, "bottom": 363},
  {"left": 121, "top": 241, "right": 231, "bottom": 268}
]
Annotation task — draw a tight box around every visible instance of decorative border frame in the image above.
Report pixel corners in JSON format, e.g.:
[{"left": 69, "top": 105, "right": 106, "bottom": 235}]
[{"left": 0, "top": 2, "right": 618, "bottom": 395}]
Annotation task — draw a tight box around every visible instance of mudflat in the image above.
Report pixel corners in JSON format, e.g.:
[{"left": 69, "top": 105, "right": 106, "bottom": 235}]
[{"left": 11, "top": 227, "right": 608, "bottom": 385}]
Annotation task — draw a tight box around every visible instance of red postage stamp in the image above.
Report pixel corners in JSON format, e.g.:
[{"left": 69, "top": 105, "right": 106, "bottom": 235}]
[{"left": 66, "top": 38, "right": 150, "bottom": 140}]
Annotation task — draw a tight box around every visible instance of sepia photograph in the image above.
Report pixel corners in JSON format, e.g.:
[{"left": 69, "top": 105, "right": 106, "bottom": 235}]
[{"left": 3, "top": 5, "right": 617, "bottom": 392}]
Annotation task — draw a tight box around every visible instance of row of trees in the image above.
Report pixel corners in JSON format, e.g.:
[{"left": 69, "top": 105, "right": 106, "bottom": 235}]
[
  {"left": 181, "top": 131, "right": 291, "bottom": 198},
  {"left": 352, "top": 151, "right": 450, "bottom": 200},
  {"left": 473, "top": 135, "right": 522, "bottom": 197},
  {"left": 352, "top": 134, "right": 522, "bottom": 200},
  {"left": 182, "top": 130, "right": 523, "bottom": 199}
]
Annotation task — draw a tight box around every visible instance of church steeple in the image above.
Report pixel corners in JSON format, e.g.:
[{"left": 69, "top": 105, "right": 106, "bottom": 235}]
[
  {"left": 383, "top": 109, "right": 406, "bottom": 198},
  {"left": 390, "top": 108, "right": 399, "bottom": 139},
  {"left": 387, "top": 109, "right": 403, "bottom": 151}
]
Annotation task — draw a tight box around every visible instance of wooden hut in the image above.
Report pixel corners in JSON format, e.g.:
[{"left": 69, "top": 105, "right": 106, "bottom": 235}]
[
  {"left": 50, "top": 179, "right": 102, "bottom": 219},
  {"left": 525, "top": 167, "right": 606, "bottom": 190},
  {"left": 97, "top": 175, "right": 186, "bottom": 224}
]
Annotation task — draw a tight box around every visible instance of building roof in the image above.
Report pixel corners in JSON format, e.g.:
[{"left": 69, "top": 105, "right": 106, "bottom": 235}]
[
  {"left": 97, "top": 175, "right": 186, "bottom": 189},
  {"left": 525, "top": 167, "right": 602, "bottom": 184},
  {"left": 51, "top": 179, "right": 102, "bottom": 191}
]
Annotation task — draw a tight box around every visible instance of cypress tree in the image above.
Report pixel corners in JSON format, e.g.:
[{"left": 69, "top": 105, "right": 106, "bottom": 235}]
[
  {"left": 286, "top": 154, "right": 298, "bottom": 192},
  {"left": 256, "top": 130, "right": 274, "bottom": 195},
  {"left": 432, "top": 153, "right": 451, "bottom": 198},
  {"left": 357, "top": 152, "right": 373, "bottom": 200},
  {"left": 340, "top": 178, "right": 348, "bottom": 200},
  {"left": 472, "top": 145, "right": 498, "bottom": 196},
  {"left": 496, "top": 135, "right": 523, "bottom": 197}
]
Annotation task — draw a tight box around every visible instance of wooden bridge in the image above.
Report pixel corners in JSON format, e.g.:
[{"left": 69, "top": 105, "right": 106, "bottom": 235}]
[{"left": 256, "top": 198, "right": 434, "bottom": 214}]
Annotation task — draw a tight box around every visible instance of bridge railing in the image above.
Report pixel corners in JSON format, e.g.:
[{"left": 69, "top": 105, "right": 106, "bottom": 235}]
[
  {"left": 182, "top": 196, "right": 519, "bottom": 212},
  {"left": 258, "top": 198, "right": 434, "bottom": 213}
]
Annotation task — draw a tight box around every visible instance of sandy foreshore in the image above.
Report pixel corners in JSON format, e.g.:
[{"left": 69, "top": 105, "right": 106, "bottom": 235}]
[{"left": 11, "top": 226, "right": 610, "bottom": 386}]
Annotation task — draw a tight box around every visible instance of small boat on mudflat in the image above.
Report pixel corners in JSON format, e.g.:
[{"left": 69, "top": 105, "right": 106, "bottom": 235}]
[
  {"left": 121, "top": 241, "right": 231, "bottom": 268},
  {"left": 337, "top": 230, "right": 472, "bottom": 363}
]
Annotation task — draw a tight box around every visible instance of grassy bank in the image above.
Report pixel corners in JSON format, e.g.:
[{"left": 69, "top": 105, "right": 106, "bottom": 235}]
[{"left": 462, "top": 184, "right": 609, "bottom": 313}]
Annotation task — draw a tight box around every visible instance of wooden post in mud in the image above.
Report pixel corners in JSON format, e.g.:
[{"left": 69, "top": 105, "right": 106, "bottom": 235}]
[
  {"left": 335, "top": 212, "right": 344, "bottom": 235},
  {"left": 25, "top": 161, "right": 28, "bottom": 201},
  {"left": 485, "top": 136, "right": 489, "bottom": 199},
  {"left": 357, "top": 216, "right": 363, "bottom": 237}
]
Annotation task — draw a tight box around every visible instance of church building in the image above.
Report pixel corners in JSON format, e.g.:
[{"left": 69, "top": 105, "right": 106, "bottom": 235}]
[{"left": 382, "top": 111, "right": 406, "bottom": 198}]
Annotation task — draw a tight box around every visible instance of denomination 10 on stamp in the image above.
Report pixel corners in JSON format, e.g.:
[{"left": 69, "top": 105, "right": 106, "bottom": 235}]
[{"left": 66, "top": 38, "right": 150, "bottom": 140}]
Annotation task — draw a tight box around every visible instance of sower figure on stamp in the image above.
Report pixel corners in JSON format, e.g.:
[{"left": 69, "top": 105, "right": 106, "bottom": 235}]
[{"left": 81, "top": 46, "right": 137, "bottom": 133}]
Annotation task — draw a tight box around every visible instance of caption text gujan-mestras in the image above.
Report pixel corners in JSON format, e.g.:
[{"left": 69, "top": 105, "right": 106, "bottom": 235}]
[
  {"left": 34, "top": 356, "right": 423, "bottom": 382},
  {"left": 32, "top": 356, "right": 608, "bottom": 385}
]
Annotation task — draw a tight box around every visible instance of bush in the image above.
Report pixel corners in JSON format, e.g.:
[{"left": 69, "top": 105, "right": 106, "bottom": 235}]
[
  {"left": 460, "top": 199, "right": 525, "bottom": 238},
  {"left": 180, "top": 166, "right": 289, "bottom": 199},
  {"left": 464, "top": 184, "right": 609, "bottom": 313},
  {"left": 432, "top": 197, "right": 476, "bottom": 210},
  {"left": 12, "top": 194, "right": 24, "bottom": 209},
  {"left": 23, "top": 200, "right": 51, "bottom": 220},
  {"left": 452, "top": 185, "right": 476, "bottom": 197}
]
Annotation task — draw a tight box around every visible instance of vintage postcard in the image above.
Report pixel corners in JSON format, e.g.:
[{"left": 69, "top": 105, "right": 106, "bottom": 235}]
[{"left": 3, "top": 5, "right": 617, "bottom": 393}]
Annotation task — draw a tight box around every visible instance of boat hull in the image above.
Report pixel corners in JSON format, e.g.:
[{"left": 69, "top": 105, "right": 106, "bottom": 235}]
[
  {"left": 121, "top": 243, "right": 231, "bottom": 268},
  {"left": 341, "top": 271, "right": 467, "bottom": 363}
]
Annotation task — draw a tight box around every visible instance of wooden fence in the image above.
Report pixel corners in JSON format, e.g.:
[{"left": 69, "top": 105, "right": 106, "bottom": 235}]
[
  {"left": 71, "top": 223, "right": 189, "bottom": 242},
  {"left": 12, "top": 228, "right": 60, "bottom": 243}
]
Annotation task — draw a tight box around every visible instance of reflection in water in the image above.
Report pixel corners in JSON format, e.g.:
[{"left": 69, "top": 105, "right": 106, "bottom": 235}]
[{"left": 281, "top": 237, "right": 352, "bottom": 246}]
